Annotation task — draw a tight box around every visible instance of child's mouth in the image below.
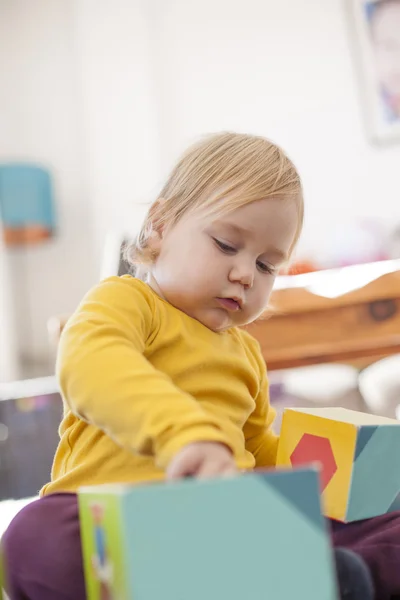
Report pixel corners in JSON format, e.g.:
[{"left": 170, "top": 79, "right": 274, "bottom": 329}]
[{"left": 216, "top": 298, "right": 241, "bottom": 311}]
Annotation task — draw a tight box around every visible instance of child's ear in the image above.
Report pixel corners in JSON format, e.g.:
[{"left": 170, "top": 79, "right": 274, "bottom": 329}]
[
  {"left": 149, "top": 197, "right": 166, "bottom": 238},
  {"left": 147, "top": 198, "right": 167, "bottom": 258}
]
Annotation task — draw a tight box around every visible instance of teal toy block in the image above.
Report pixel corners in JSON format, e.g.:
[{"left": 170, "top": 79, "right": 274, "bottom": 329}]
[
  {"left": 79, "top": 467, "right": 338, "bottom": 600},
  {"left": 389, "top": 492, "right": 400, "bottom": 513}
]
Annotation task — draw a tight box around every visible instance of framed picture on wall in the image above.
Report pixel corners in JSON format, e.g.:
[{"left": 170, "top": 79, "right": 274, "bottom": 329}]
[{"left": 350, "top": 0, "right": 400, "bottom": 143}]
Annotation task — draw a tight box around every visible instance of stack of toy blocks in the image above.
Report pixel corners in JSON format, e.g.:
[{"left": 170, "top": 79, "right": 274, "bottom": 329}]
[
  {"left": 277, "top": 407, "right": 400, "bottom": 522},
  {"left": 79, "top": 467, "right": 339, "bottom": 599}
]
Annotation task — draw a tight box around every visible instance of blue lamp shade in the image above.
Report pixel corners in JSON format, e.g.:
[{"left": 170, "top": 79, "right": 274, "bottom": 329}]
[{"left": 0, "top": 163, "right": 56, "bottom": 246}]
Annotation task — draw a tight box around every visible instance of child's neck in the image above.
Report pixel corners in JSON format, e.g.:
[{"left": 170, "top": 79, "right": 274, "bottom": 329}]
[{"left": 147, "top": 272, "right": 166, "bottom": 300}]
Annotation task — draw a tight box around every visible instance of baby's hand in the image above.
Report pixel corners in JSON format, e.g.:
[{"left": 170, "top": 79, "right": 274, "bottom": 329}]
[{"left": 166, "top": 441, "right": 237, "bottom": 481}]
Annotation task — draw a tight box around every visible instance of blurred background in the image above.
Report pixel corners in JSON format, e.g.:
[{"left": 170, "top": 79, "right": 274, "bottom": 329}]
[
  {"left": 1, "top": 0, "right": 400, "bottom": 506},
  {"left": 1, "top": 0, "right": 400, "bottom": 381}
]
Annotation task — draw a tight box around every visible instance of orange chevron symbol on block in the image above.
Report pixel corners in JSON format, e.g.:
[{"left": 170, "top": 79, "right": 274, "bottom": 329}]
[{"left": 290, "top": 434, "right": 338, "bottom": 491}]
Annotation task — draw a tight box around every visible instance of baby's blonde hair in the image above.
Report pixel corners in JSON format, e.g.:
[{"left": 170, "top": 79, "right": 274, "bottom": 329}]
[{"left": 125, "top": 132, "right": 303, "bottom": 269}]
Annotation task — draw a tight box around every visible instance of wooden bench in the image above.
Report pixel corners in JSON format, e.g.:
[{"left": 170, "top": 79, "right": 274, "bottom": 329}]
[{"left": 246, "top": 260, "right": 400, "bottom": 370}]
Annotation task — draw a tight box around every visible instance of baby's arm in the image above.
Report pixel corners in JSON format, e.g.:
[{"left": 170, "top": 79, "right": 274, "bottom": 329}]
[
  {"left": 242, "top": 335, "right": 279, "bottom": 468},
  {"left": 243, "top": 373, "right": 279, "bottom": 468},
  {"left": 57, "top": 277, "right": 233, "bottom": 471}
]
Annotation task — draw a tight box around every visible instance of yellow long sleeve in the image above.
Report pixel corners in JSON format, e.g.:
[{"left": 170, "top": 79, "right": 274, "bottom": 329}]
[
  {"left": 56, "top": 277, "right": 233, "bottom": 469},
  {"left": 42, "top": 276, "right": 278, "bottom": 494}
]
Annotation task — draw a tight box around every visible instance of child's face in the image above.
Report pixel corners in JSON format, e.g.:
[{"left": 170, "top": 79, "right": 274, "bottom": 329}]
[
  {"left": 151, "top": 197, "right": 298, "bottom": 332},
  {"left": 371, "top": 2, "right": 400, "bottom": 97}
]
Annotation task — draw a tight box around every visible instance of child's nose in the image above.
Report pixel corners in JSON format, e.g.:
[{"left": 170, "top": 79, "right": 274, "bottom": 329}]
[{"left": 228, "top": 261, "right": 254, "bottom": 288}]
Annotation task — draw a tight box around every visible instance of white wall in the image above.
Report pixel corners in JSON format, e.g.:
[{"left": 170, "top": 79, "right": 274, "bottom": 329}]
[
  {"left": 74, "top": 0, "right": 161, "bottom": 254},
  {"left": 1, "top": 0, "right": 400, "bottom": 376},
  {"left": 150, "top": 0, "right": 400, "bottom": 258},
  {"left": 0, "top": 0, "right": 97, "bottom": 369},
  {"left": 0, "top": 235, "right": 19, "bottom": 381}
]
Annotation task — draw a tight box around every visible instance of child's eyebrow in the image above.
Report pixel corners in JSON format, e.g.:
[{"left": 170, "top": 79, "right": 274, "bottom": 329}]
[
  {"left": 213, "top": 220, "right": 289, "bottom": 263},
  {"left": 268, "top": 247, "right": 289, "bottom": 264},
  {"left": 213, "top": 220, "right": 253, "bottom": 237}
]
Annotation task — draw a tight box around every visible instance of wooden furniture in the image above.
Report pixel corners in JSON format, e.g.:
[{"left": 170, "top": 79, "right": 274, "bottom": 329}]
[
  {"left": 246, "top": 260, "right": 400, "bottom": 370},
  {"left": 48, "top": 260, "right": 400, "bottom": 372}
]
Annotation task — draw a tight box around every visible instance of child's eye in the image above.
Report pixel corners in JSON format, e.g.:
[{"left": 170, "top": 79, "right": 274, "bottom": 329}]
[
  {"left": 214, "top": 239, "right": 237, "bottom": 254},
  {"left": 257, "top": 261, "right": 274, "bottom": 275}
]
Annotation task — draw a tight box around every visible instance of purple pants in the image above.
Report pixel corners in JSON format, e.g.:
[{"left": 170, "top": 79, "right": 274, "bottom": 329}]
[{"left": 2, "top": 493, "right": 400, "bottom": 600}]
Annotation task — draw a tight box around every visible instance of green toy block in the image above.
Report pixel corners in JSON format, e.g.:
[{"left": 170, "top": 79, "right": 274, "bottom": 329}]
[{"left": 79, "top": 467, "right": 338, "bottom": 600}]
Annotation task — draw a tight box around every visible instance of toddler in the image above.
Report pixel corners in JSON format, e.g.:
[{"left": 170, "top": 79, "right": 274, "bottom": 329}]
[{"left": 5, "top": 132, "right": 393, "bottom": 599}]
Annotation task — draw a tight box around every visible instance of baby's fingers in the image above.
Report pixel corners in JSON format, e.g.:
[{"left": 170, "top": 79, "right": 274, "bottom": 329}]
[
  {"left": 166, "top": 452, "right": 199, "bottom": 481},
  {"left": 197, "top": 460, "right": 237, "bottom": 480}
]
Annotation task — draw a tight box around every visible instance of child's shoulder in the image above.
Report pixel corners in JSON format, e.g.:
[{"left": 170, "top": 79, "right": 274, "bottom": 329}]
[
  {"left": 231, "top": 326, "right": 261, "bottom": 350},
  {"left": 85, "top": 275, "right": 155, "bottom": 303},
  {"left": 230, "top": 327, "right": 266, "bottom": 375},
  {"left": 75, "top": 275, "right": 161, "bottom": 323}
]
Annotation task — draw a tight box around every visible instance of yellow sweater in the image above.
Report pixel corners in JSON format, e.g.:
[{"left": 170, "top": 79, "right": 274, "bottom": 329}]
[{"left": 42, "top": 276, "right": 278, "bottom": 495}]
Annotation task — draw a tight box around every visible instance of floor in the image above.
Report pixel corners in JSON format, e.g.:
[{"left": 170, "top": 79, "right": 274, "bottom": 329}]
[{"left": 0, "top": 496, "right": 35, "bottom": 538}]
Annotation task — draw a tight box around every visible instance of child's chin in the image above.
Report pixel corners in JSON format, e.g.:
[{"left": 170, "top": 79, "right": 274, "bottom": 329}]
[{"left": 202, "top": 312, "right": 232, "bottom": 332}]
